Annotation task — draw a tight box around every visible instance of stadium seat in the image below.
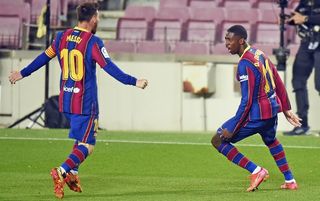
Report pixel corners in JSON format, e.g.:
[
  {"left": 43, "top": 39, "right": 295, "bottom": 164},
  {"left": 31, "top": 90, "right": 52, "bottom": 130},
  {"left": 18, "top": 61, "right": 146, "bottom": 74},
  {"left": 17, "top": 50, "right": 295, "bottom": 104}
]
[
  {"left": 188, "top": 0, "right": 222, "bottom": 8},
  {"left": 105, "top": 40, "right": 136, "bottom": 53},
  {"left": 221, "top": 0, "right": 255, "bottom": 8},
  {"left": 136, "top": 41, "right": 168, "bottom": 54},
  {"left": 254, "top": 0, "right": 280, "bottom": 9},
  {"left": 124, "top": 5, "right": 156, "bottom": 23},
  {"left": 116, "top": 18, "right": 149, "bottom": 41},
  {"left": 0, "top": 2, "right": 31, "bottom": 25},
  {"left": 189, "top": 7, "right": 225, "bottom": 22},
  {"left": 258, "top": 9, "right": 279, "bottom": 23},
  {"left": 28, "top": 0, "right": 61, "bottom": 26},
  {"left": 159, "top": 0, "right": 189, "bottom": 8},
  {"left": 185, "top": 20, "right": 216, "bottom": 43},
  {"left": 156, "top": 7, "right": 190, "bottom": 23},
  {"left": 0, "top": 16, "right": 21, "bottom": 49},
  {"left": 223, "top": 8, "right": 258, "bottom": 42},
  {"left": 253, "top": 22, "right": 281, "bottom": 55},
  {"left": 174, "top": 42, "right": 210, "bottom": 55},
  {"left": 256, "top": 22, "right": 280, "bottom": 44},
  {"left": 152, "top": 19, "right": 182, "bottom": 43}
]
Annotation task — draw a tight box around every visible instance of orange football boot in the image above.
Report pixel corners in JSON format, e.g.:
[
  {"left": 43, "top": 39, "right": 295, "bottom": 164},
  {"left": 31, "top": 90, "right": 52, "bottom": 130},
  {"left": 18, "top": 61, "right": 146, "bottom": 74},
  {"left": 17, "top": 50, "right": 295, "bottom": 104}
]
[
  {"left": 246, "top": 168, "right": 269, "bottom": 192},
  {"left": 281, "top": 181, "right": 298, "bottom": 190},
  {"left": 50, "top": 168, "right": 65, "bottom": 199},
  {"left": 65, "top": 172, "right": 83, "bottom": 193}
]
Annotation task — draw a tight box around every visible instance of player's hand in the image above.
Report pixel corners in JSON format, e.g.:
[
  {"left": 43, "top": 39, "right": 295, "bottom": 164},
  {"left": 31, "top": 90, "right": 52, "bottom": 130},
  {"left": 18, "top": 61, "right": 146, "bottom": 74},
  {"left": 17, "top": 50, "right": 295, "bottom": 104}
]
[
  {"left": 284, "top": 110, "right": 302, "bottom": 127},
  {"left": 288, "top": 11, "right": 307, "bottom": 25},
  {"left": 220, "top": 129, "right": 233, "bottom": 141},
  {"left": 8, "top": 71, "right": 23, "bottom": 84},
  {"left": 136, "top": 79, "right": 148, "bottom": 89}
]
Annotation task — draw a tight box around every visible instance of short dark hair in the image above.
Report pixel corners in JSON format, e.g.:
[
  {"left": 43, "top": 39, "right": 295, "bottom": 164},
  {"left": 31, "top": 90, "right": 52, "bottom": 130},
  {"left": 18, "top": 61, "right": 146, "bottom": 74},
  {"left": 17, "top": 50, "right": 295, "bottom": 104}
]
[
  {"left": 227, "top": 25, "right": 248, "bottom": 40},
  {"left": 76, "top": 2, "right": 99, "bottom": 22}
]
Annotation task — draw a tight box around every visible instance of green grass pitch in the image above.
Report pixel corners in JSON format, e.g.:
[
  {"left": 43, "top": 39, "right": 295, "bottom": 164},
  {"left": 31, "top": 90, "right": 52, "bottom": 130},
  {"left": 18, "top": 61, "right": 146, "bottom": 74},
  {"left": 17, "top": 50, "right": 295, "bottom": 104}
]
[{"left": 1, "top": 129, "right": 320, "bottom": 201}]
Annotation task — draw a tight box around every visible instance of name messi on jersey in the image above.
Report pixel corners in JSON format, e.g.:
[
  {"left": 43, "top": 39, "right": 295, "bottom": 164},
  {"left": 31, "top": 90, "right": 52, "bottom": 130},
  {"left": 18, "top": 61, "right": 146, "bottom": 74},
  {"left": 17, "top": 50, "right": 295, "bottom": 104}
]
[{"left": 66, "top": 35, "right": 82, "bottom": 44}]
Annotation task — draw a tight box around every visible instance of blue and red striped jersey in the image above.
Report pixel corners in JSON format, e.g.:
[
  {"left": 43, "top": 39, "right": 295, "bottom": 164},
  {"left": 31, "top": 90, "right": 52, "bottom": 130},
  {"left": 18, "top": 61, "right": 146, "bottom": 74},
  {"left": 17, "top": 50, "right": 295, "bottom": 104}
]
[
  {"left": 231, "top": 46, "right": 291, "bottom": 133},
  {"left": 38, "top": 26, "right": 136, "bottom": 115}
]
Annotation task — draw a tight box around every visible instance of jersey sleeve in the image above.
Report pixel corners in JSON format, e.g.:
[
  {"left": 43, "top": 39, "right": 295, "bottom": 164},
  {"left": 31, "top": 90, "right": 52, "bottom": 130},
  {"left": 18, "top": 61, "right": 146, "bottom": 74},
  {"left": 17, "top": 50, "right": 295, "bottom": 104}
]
[
  {"left": 231, "top": 60, "right": 256, "bottom": 133},
  {"left": 91, "top": 38, "right": 137, "bottom": 86},
  {"left": 271, "top": 60, "right": 291, "bottom": 111},
  {"left": 20, "top": 38, "right": 57, "bottom": 77}
]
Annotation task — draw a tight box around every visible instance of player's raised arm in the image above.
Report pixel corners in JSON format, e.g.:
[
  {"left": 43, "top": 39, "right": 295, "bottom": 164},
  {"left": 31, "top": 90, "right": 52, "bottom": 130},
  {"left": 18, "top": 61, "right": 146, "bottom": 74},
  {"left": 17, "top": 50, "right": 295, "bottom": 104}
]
[
  {"left": 92, "top": 38, "right": 148, "bottom": 89},
  {"left": 8, "top": 42, "right": 57, "bottom": 84}
]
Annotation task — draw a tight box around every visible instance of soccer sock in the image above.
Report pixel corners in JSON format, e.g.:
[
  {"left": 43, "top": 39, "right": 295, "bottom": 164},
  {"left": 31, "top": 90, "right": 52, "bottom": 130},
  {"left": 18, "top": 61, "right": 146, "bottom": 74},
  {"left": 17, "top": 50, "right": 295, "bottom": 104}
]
[
  {"left": 218, "top": 142, "right": 258, "bottom": 173},
  {"left": 267, "top": 139, "right": 294, "bottom": 181},
  {"left": 71, "top": 141, "right": 79, "bottom": 173},
  {"left": 61, "top": 145, "right": 89, "bottom": 174}
]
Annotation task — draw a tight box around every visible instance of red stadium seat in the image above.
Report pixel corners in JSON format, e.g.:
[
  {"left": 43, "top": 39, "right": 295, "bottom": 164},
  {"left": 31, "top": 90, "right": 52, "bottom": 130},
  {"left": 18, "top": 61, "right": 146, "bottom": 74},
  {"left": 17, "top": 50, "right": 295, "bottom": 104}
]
[
  {"left": 254, "top": 0, "right": 280, "bottom": 9},
  {"left": 0, "top": 2, "right": 31, "bottom": 25},
  {"left": 156, "top": 7, "right": 190, "bottom": 23},
  {"left": 256, "top": 22, "right": 280, "bottom": 44},
  {"left": 124, "top": 6, "right": 156, "bottom": 23},
  {"left": 0, "top": 16, "right": 21, "bottom": 49},
  {"left": 188, "top": 0, "right": 222, "bottom": 8},
  {"left": 159, "top": 0, "right": 189, "bottom": 8},
  {"left": 116, "top": 18, "right": 149, "bottom": 41},
  {"left": 105, "top": 40, "right": 136, "bottom": 53},
  {"left": 174, "top": 41, "right": 210, "bottom": 55},
  {"left": 152, "top": 19, "right": 182, "bottom": 42},
  {"left": 258, "top": 9, "right": 279, "bottom": 23},
  {"left": 186, "top": 20, "right": 216, "bottom": 43},
  {"left": 253, "top": 22, "right": 281, "bottom": 56},
  {"left": 136, "top": 41, "right": 168, "bottom": 54},
  {"left": 221, "top": 0, "right": 255, "bottom": 8},
  {"left": 28, "top": 0, "right": 61, "bottom": 26},
  {"left": 189, "top": 7, "right": 225, "bottom": 22}
]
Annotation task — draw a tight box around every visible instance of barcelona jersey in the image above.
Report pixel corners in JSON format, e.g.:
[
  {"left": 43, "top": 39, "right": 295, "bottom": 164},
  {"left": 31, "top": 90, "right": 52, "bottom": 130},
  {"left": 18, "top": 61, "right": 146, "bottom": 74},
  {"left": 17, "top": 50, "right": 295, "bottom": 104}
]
[
  {"left": 44, "top": 27, "right": 118, "bottom": 115},
  {"left": 228, "top": 46, "right": 291, "bottom": 134}
]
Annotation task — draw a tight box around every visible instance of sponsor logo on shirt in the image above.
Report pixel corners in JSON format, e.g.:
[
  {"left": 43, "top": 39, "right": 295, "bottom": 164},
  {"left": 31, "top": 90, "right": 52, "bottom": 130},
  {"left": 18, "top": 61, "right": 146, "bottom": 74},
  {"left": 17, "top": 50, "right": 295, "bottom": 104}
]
[
  {"left": 63, "top": 86, "right": 80, "bottom": 93},
  {"left": 239, "top": 75, "right": 248, "bottom": 82},
  {"left": 101, "top": 47, "right": 109, "bottom": 58}
]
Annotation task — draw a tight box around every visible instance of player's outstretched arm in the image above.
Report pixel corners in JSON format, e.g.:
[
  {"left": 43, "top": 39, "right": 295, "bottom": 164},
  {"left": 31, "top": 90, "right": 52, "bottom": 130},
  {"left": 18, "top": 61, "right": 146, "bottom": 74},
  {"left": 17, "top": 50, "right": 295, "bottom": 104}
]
[
  {"left": 136, "top": 79, "right": 148, "bottom": 89},
  {"left": 283, "top": 110, "right": 302, "bottom": 127},
  {"left": 8, "top": 71, "right": 23, "bottom": 84}
]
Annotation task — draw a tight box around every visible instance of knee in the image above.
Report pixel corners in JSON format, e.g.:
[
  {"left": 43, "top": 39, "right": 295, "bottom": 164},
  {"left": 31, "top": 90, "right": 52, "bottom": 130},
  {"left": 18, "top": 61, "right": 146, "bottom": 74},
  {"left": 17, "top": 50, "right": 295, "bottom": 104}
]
[
  {"left": 78, "top": 142, "right": 95, "bottom": 155},
  {"left": 211, "top": 134, "right": 222, "bottom": 150},
  {"left": 292, "top": 78, "right": 307, "bottom": 91}
]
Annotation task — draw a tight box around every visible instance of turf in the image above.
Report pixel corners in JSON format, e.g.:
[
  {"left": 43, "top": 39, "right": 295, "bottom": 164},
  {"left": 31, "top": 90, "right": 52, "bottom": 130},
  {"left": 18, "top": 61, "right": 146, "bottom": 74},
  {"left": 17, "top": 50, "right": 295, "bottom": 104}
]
[{"left": 0, "top": 129, "right": 320, "bottom": 201}]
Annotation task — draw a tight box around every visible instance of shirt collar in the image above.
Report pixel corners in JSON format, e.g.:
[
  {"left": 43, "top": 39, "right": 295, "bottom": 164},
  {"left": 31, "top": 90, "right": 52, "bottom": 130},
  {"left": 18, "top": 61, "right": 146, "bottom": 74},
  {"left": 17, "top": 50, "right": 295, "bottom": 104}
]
[
  {"left": 239, "top": 45, "right": 251, "bottom": 60},
  {"left": 74, "top": 26, "right": 89, "bottom": 32}
]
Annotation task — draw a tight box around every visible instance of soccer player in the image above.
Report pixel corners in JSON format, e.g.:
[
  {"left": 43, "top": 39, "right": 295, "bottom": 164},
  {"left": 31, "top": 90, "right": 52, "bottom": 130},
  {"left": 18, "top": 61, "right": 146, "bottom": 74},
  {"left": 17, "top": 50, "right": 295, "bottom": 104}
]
[
  {"left": 8, "top": 2, "right": 148, "bottom": 199},
  {"left": 210, "top": 25, "right": 301, "bottom": 192}
]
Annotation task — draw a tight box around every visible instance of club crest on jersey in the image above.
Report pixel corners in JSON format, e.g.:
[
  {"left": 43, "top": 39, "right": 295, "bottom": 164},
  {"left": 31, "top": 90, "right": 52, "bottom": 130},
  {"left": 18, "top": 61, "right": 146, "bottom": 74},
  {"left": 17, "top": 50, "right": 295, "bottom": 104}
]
[
  {"left": 239, "top": 75, "right": 248, "bottom": 82},
  {"left": 101, "top": 47, "right": 109, "bottom": 58}
]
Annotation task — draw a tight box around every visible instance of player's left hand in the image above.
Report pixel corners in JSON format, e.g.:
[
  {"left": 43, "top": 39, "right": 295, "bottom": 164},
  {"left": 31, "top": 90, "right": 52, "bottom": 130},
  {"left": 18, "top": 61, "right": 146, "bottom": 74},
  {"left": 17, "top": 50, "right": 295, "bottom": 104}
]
[
  {"left": 8, "top": 71, "right": 23, "bottom": 84},
  {"left": 220, "top": 129, "right": 233, "bottom": 141},
  {"left": 284, "top": 110, "right": 302, "bottom": 127},
  {"left": 136, "top": 79, "right": 148, "bottom": 89}
]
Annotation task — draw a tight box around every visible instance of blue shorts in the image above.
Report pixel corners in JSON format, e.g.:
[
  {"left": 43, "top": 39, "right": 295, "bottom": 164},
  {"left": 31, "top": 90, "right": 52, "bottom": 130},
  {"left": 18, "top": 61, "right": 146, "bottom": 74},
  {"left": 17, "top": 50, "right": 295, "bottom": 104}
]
[
  {"left": 217, "top": 116, "right": 278, "bottom": 145},
  {"left": 64, "top": 113, "right": 99, "bottom": 145}
]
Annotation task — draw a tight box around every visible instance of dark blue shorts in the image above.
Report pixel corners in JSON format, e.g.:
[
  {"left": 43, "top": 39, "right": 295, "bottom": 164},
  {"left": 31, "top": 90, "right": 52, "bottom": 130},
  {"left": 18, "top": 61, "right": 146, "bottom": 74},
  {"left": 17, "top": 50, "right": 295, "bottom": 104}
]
[
  {"left": 218, "top": 116, "right": 278, "bottom": 145},
  {"left": 64, "top": 113, "right": 99, "bottom": 145}
]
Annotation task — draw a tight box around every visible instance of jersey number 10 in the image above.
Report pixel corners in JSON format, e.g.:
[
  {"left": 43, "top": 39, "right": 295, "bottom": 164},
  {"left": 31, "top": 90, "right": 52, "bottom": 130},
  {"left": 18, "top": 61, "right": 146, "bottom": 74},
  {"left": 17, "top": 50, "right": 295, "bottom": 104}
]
[{"left": 61, "top": 49, "right": 84, "bottom": 81}]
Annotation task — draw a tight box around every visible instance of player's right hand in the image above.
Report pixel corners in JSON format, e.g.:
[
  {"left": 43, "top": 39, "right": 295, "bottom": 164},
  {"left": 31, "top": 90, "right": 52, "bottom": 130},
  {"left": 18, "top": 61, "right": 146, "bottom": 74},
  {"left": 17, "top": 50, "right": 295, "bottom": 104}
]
[
  {"left": 8, "top": 71, "right": 23, "bottom": 84},
  {"left": 136, "top": 79, "right": 148, "bottom": 89}
]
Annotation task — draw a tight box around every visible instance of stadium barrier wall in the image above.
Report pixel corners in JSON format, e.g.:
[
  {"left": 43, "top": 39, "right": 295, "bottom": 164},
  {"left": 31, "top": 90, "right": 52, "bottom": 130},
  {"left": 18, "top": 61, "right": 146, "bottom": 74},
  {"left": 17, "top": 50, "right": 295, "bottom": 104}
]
[{"left": 1, "top": 50, "right": 319, "bottom": 131}]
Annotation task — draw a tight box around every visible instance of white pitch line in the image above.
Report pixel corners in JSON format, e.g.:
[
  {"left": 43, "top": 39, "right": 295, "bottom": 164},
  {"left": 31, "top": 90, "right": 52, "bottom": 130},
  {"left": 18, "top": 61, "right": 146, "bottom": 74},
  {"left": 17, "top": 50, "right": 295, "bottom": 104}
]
[{"left": 0, "top": 136, "right": 320, "bottom": 149}]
